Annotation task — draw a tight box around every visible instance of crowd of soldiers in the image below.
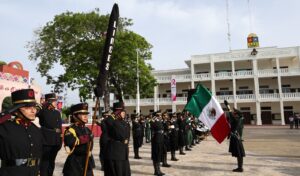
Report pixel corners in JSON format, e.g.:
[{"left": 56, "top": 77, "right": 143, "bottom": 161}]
[
  {"left": 0, "top": 88, "right": 245, "bottom": 176},
  {"left": 129, "top": 110, "right": 209, "bottom": 176}
]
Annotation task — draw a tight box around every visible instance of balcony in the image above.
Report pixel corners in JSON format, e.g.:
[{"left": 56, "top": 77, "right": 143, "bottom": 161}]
[
  {"left": 234, "top": 70, "right": 253, "bottom": 78},
  {"left": 193, "top": 73, "right": 211, "bottom": 81},
  {"left": 259, "top": 93, "right": 280, "bottom": 102},
  {"left": 236, "top": 94, "right": 256, "bottom": 102},
  {"left": 214, "top": 72, "right": 232, "bottom": 80},
  {"left": 257, "top": 69, "right": 277, "bottom": 77},
  {"left": 279, "top": 68, "right": 300, "bottom": 76},
  {"left": 123, "top": 92, "right": 300, "bottom": 107},
  {"left": 154, "top": 67, "right": 300, "bottom": 83},
  {"left": 282, "top": 93, "right": 300, "bottom": 101}
]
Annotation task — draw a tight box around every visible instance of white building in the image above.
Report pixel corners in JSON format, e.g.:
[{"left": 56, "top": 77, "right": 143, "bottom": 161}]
[{"left": 123, "top": 46, "right": 300, "bottom": 126}]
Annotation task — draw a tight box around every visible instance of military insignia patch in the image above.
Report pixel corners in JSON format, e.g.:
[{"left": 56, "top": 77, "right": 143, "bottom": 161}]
[{"left": 208, "top": 108, "right": 216, "bottom": 120}]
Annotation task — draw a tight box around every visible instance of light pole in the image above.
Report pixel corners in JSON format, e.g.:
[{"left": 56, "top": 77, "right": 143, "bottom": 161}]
[{"left": 136, "top": 49, "right": 140, "bottom": 114}]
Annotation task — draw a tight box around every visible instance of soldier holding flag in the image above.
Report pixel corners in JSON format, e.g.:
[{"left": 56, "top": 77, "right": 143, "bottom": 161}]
[{"left": 62, "top": 103, "right": 95, "bottom": 176}]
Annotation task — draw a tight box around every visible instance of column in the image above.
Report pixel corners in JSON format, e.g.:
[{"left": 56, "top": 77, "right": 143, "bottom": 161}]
[
  {"left": 276, "top": 57, "right": 285, "bottom": 125},
  {"left": 210, "top": 56, "right": 215, "bottom": 96},
  {"left": 154, "top": 86, "right": 159, "bottom": 111},
  {"left": 191, "top": 59, "right": 195, "bottom": 89},
  {"left": 253, "top": 59, "right": 262, "bottom": 125},
  {"left": 232, "top": 61, "right": 237, "bottom": 108}
]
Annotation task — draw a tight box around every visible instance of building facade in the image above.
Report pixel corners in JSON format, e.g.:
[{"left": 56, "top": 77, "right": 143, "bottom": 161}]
[
  {"left": 0, "top": 61, "right": 42, "bottom": 111},
  {"left": 123, "top": 46, "right": 300, "bottom": 125}
]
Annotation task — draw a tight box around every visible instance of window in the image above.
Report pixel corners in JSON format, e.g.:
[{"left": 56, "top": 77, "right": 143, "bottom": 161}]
[{"left": 239, "top": 86, "right": 249, "bottom": 90}]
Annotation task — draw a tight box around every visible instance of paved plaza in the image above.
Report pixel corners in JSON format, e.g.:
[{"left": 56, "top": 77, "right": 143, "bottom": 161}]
[{"left": 54, "top": 126, "right": 300, "bottom": 176}]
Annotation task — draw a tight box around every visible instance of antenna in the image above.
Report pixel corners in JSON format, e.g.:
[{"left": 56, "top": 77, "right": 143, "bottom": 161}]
[
  {"left": 226, "top": 0, "right": 231, "bottom": 51},
  {"left": 247, "top": 0, "right": 253, "bottom": 33}
]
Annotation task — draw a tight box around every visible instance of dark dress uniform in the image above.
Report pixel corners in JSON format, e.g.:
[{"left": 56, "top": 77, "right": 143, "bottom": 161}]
[
  {"left": 0, "top": 89, "right": 43, "bottom": 176},
  {"left": 37, "top": 93, "right": 62, "bottom": 176},
  {"left": 151, "top": 112, "right": 165, "bottom": 176},
  {"left": 103, "top": 103, "right": 131, "bottom": 176},
  {"left": 62, "top": 103, "right": 95, "bottom": 176},
  {"left": 169, "top": 115, "right": 179, "bottom": 161},
  {"left": 161, "top": 117, "right": 171, "bottom": 167},
  {"left": 98, "top": 112, "right": 110, "bottom": 170},
  {"left": 228, "top": 109, "right": 245, "bottom": 172},
  {"left": 177, "top": 114, "right": 186, "bottom": 155},
  {"left": 132, "top": 117, "right": 143, "bottom": 159}
]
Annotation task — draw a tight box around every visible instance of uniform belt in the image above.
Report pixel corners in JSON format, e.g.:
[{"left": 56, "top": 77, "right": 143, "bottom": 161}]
[
  {"left": 0, "top": 158, "right": 40, "bottom": 168},
  {"left": 42, "top": 127, "right": 61, "bottom": 133}
]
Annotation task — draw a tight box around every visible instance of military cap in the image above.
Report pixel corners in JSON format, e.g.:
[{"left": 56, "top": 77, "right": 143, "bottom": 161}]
[
  {"left": 45, "top": 93, "right": 57, "bottom": 101},
  {"left": 153, "top": 110, "right": 162, "bottom": 116},
  {"left": 1, "top": 89, "right": 39, "bottom": 114},
  {"left": 113, "top": 102, "right": 125, "bottom": 112},
  {"left": 12, "top": 89, "right": 37, "bottom": 106},
  {"left": 70, "top": 103, "right": 89, "bottom": 115}
]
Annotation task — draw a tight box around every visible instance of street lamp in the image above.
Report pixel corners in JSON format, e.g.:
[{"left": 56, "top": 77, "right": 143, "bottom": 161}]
[{"left": 136, "top": 49, "right": 140, "bottom": 114}]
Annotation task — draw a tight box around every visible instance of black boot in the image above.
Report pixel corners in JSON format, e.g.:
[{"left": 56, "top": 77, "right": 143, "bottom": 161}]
[
  {"left": 153, "top": 162, "right": 165, "bottom": 176},
  {"left": 171, "top": 151, "right": 178, "bottom": 161},
  {"left": 179, "top": 147, "right": 186, "bottom": 155},
  {"left": 233, "top": 157, "right": 243, "bottom": 172},
  {"left": 162, "top": 153, "right": 171, "bottom": 167},
  {"left": 134, "top": 148, "right": 142, "bottom": 159},
  {"left": 185, "top": 146, "right": 191, "bottom": 151}
]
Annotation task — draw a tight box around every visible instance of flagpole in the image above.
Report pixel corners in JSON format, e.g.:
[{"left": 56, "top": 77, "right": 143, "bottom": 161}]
[{"left": 136, "top": 49, "right": 140, "bottom": 114}]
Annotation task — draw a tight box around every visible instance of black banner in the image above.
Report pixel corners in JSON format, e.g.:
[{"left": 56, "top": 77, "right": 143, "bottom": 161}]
[{"left": 95, "top": 3, "right": 119, "bottom": 97}]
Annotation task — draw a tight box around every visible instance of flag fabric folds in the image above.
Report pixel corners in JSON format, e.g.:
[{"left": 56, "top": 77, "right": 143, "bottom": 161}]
[{"left": 185, "top": 84, "right": 230, "bottom": 143}]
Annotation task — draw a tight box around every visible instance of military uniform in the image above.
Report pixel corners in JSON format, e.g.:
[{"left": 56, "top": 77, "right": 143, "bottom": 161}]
[
  {"left": 161, "top": 113, "right": 171, "bottom": 167},
  {"left": 98, "top": 111, "right": 111, "bottom": 171},
  {"left": 228, "top": 109, "right": 245, "bottom": 172},
  {"left": 169, "top": 113, "right": 179, "bottom": 161},
  {"left": 151, "top": 111, "right": 165, "bottom": 176},
  {"left": 177, "top": 113, "right": 186, "bottom": 155},
  {"left": 0, "top": 89, "right": 43, "bottom": 176},
  {"left": 63, "top": 103, "right": 95, "bottom": 176},
  {"left": 145, "top": 116, "right": 152, "bottom": 143},
  {"left": 132, "top": 115, "right": 143, "bottom": 159},
  {"left": 37, "top": 93, "right": 62, "bottom": 176},
  {"left": 103, "top": 102, "right": 131, "bottom": 176}
]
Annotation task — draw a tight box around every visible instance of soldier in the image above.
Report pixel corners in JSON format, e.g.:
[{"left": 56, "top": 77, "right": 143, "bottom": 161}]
[
  {"left": 185, "top": 113, "right": 193, "bottom": 151},
  {"left": 145, "top": 114, "right": 152, "bottom": 143},
  {"left": 132, "top": 114, "right": 143, "bottom": 159},
  {"left": 228, "top": 108, "right": 246, "bottom": 172},
  {"left": 177, "top": 112, "right": 186, "bottom": 155},
  {"left": 0, "top": 89, "right": 43, "bottom": 176},
  {"left": 237, "top": 113, "right": 245, "bottom": 141},
  {"left": 103, "top": 102, "right": 131, "bottom": 176},
  {"left": 169, "top": 113, "right": 179, "bottom": 161},
  {"left": 37, "top": 93, "right": 62, "bottom": 176},
  {"left": 97, "top": 110, "right": 111, "bottom": 171},
  {"left": 151, "top": 110, "right": 165, "bottom": 176},
  {"left": 62, "top": 103, "right": 95, "bottom": 176},
  {"left": 161, "top": 112, "right": 171, "bottom": 167}
]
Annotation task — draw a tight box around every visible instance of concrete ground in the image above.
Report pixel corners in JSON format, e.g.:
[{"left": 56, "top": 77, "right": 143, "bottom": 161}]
[{"left": 54, "top": 126, "right": 300, "bottom": 176}]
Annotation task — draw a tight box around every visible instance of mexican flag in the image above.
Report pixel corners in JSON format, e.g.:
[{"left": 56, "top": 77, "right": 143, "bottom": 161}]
[{"left": 185, "top": 84, "right": 230, "bottom": 143}]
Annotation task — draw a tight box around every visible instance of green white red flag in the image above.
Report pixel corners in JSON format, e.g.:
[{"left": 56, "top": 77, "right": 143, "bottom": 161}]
[{"left": 185, "top": 84, "right": 230, "bottom": 143}]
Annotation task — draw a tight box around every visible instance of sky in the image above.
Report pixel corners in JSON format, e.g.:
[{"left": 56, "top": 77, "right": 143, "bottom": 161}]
[{"left": 1, "top": 0, "right": 300, "bottom": 104}]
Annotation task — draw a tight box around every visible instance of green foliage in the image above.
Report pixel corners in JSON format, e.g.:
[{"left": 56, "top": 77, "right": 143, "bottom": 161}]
[
  {"left": 2, "top": 96, "right": 12, "bottom": 111},
  {"left": 27, "top": 9, "right": 156, "bottom": 101},
  {"left": 0, "top": 61, "right": 7, "bottom": 66}
]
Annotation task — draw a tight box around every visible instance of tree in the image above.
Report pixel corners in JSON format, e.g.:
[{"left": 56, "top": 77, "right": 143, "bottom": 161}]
[
  {"left": 0, "top": 61, "right": 7, "bottom": 66},
  {"left": 2, "top": 96, "right": 12, "bottom": 111},
  {"left": 27, "top": 9, "right": 156, "bottom": 108}
]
